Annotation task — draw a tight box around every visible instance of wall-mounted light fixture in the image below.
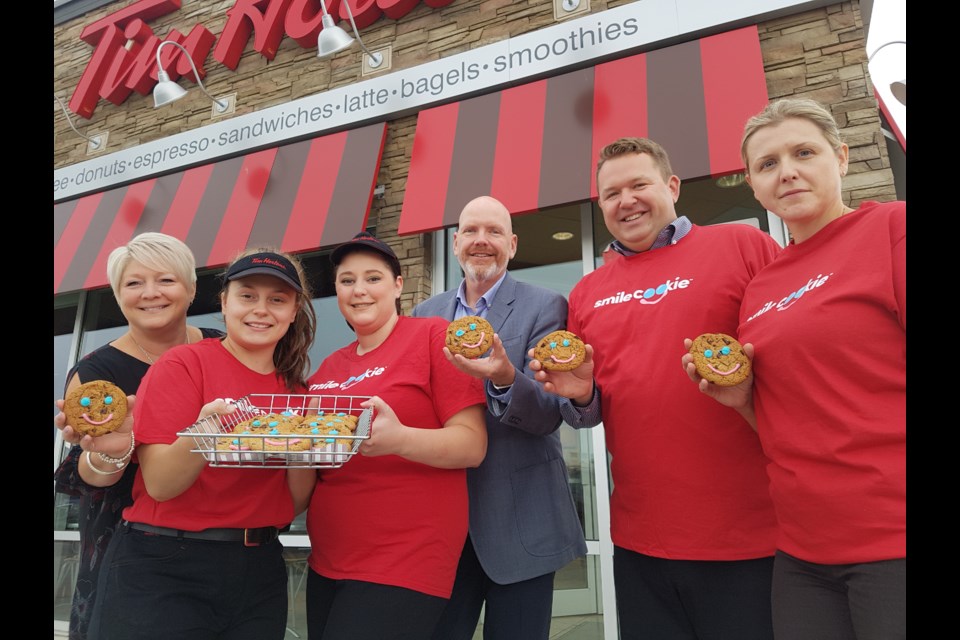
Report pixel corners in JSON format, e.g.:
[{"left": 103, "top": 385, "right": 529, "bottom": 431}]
[
  {"left": 54, "top": 93, "right": 107, "bottom": 154},
  {"left": 317, "top": 0, "right": 383, "bottom": 68},
  {"left": 716, "top": 173, "right": 746, "bottom": 188},
  {"left": 153, "top": 40, "right": 233, "bottom": 113},
  {"left": 867, "top": 40, "right": 906, "bottom": 106}
]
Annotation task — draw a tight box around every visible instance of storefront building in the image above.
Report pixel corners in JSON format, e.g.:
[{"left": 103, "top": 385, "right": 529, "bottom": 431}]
[{"left": 53, "top": 0, "right": 903, "bottom": 637}]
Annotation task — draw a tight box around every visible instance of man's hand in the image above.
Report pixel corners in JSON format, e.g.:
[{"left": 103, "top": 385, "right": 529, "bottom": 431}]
[
  {"left": 443, "top": 334, "right": 516, "bottom": 388},
  {"left": 530, "top": 345, "right": 596, "bottom": 405}
]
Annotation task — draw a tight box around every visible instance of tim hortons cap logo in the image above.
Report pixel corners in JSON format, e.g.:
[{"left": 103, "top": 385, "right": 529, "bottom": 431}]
[
  {"left": 68, "top": 0, "right": 456, "bottom": 119},
  {"left": 252, "top": 257, "right": 288, "bottom": 271}
]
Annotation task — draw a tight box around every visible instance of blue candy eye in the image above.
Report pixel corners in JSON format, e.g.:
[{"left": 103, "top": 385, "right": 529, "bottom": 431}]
[
  {"left": 309, "top": 421, "right": 318, "bottom": 427},
  {"left": 270, "top": 428, "right": 279, "bottom": 435},
  {"left": 80, "top": 397, "right": 91, "bottom": 407},
  {"left": 456, "top": 329, "right": 465, "bottom": 337},
  {"left": 704, "top": 349, "right": 714, "bottom": 358},
  {"left": 469, "top": 323, "right": 477, "bottom": 330},
  {"left": 282, "top": 410, "right": 293, "bottom": 416},
  {"left": 104, "top": 396, "right": 114, "bottom": 405},
  {"left": 720, "top": 346, "right": 731, "bottom": 355},
  {"left": 269, "top": 421, "right": 279, "bottom": 428},
  {"left": 252, "top": 420, "right": 261, "bottom": 427},
  {"left": 562, "top": 339, "right": 570, "bottom": 347},
  {"left": 232, "top": 439, "right": 240, "bottom": 445},
  {"left": 338, "top": 413, "right": 346, "bottom": 417}
]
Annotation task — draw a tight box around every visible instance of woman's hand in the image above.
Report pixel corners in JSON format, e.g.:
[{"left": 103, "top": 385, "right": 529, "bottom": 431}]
[
  {"left": 357, "top": 396, "right": 407, "bottom": 458},
  {"left": 357, "top": 396, "right": 487, "bottom": 468},
  {"left": 55, "top": 395, "right": 137, "bottom": 459},
  {"left": 530, "top": 344, "right": 596, "bottom": 405},
  {"left": 681, "top": 338, "right": 758, "bottom": 430}
]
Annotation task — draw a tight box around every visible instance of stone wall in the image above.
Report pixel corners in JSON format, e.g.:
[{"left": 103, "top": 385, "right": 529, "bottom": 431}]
[{"left": 756, "top": 1, "right": 897, "bottom": 206}]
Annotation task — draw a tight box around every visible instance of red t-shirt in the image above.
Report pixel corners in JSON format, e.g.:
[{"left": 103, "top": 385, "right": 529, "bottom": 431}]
[
  {"left": 124, "top": 338, "right": 296, "bottom": 531},
  {"left": 568, "top": 223, "right": 781, "bottom": 560},
  {"left": 306, "top": 316, "right": 485, "bottom": 598},
  {"left": 739, "top": 201, "right": 906, "bottom": 564}
]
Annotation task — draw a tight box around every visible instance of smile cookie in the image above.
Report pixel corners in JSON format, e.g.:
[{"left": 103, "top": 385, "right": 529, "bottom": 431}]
[
  {"left": 446, "top": 316, "right": 495, "bottom": 359},
  {"left": 534, "top": 330, "right": 586, "bottom": 371},
  {"left": 689, "top": 333, "right": 751, "bottom": 386},
  {"left": 64, "top": 380, "right": 129, "bottom": 437}
]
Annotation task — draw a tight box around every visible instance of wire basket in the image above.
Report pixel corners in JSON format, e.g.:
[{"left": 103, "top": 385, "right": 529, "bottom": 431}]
[{"left": 177, "top": 394, "right": 373, "bottom": 469}]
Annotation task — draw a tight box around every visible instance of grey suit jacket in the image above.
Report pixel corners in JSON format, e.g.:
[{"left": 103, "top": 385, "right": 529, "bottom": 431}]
[{"left": 412, "top": 272, "right": 587, "bottom": 584}]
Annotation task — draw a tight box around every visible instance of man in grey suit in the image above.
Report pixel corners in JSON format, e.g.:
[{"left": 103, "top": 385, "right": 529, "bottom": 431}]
[{"left": 413, "top": 195, "right": 587, "bottom": 640}]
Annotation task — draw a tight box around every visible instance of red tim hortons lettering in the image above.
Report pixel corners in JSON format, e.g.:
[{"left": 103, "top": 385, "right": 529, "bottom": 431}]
[
  {"left": 71, "top": 0, "right": 459, "bottom": 118},
  {"left": 70, "top": 0, "right": 182, "bottom": 118}
]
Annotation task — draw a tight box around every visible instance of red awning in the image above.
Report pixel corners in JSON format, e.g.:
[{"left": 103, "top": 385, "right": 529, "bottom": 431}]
[
  {"left": 54, "top": 122, "right": 386, "bottom": 294},
  {"left": 399, "top": 26, "right": 767, "bottom": 234}
]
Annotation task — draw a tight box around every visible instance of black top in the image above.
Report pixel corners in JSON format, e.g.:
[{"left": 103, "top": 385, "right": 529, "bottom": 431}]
[{"left": 53, "top": 328, "right": 223, "bottom": 640}]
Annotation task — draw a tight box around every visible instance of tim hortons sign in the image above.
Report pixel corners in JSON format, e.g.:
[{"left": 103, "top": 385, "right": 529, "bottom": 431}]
[{"left": 69, "top": 0, "right": 454, "bottom": 119}]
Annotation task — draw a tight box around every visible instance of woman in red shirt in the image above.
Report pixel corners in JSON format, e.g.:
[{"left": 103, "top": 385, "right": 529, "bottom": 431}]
[
  {"left": 89, "top": 248, "right": 318, "bottom": 640},
  {"left": 684, "top": 98, "right": 905, "bottom": 640}
]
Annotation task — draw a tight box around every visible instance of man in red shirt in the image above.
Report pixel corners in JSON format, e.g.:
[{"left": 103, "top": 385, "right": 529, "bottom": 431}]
[{"left": 535, "top": 138, "right": 781, "bottom": 640}]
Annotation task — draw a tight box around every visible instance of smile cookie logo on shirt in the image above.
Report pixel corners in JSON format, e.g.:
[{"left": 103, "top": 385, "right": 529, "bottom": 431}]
[{"left": 746, "top": 273, "right": 832, "bottom": 322}]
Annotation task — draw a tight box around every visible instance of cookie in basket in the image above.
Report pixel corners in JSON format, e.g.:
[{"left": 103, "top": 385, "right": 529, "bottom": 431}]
[
  {"left": 688, "top": 333, "right": 751, "bottom": 386},
  {"left": 64, "top": 380, "right": 129, "bottom": 437},
  {"left": 533, "top": 330, "right": 586, "bottom": 372},
  {"left": 311, "top": 427, "right": 352, "bottom": 464},
  {"left": 446, "top": 315, "right": 494, "bottom": 359},
  {"left": 215, "top": 435, "right": 261, "bottom": 462}
]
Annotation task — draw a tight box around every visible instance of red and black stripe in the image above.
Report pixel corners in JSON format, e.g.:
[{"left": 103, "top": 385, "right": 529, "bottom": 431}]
[
  {"left": 400, "top": 26, "right": 767, "bottom": 235},
  {"left": 54, "top": 122, "right": 386, "bottom": 294}
]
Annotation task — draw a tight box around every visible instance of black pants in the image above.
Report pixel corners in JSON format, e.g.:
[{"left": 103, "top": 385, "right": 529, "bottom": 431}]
[
  {"left": 306, "top": 569, "right": 447, "bottom": 640},
  {"left": 613, "top": 545, "right": 774, "bottom": 640},
  {"left": 89, "top": 525, "right": 287, "bottom": 640},
  {"left": 430, "top": 536, "right": 556, "bottom": 640},
  {"left": 772, "top": 550, "right": 906, "bottom": 640}
]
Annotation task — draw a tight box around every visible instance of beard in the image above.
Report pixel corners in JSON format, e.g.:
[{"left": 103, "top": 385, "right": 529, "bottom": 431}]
[{"left": 460, "top": 255, "right": 507, "bottom": 283}]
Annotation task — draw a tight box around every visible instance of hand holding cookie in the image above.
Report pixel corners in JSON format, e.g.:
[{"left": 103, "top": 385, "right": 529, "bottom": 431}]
[
  {"left": 444, "top": 333, "right": 515, "bottom": 387},
  {"left": 530, "top": 340, "right": 595, "bottom": 405},
  {"left": 682, "top": 335, "right": 755, "bottom": 412},
  {"left": 446, "top": 316, "right": 495, "bottom": 359},
  {"left": 56, "top": 392, "right": 136, "bottom": 458}
]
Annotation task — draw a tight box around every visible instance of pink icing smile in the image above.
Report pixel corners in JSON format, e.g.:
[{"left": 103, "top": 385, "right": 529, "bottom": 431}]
[
  {"left": 550, "top": 353, "right": 577, "bottom": 364},
  {"left": 81, "top": 413, "right": 114, "bottom": 425},
  {"left": 706, "top": 362, "right": 741, "bottom": 376},
  {"left": 229, "top": 444, "right": 250, "bottom": 451},
  {"left": 461, "top": 332, "right": 486, "bottom": 349},
  {"left": 265, "top": 438, "right": 301, "bottom": 446}
]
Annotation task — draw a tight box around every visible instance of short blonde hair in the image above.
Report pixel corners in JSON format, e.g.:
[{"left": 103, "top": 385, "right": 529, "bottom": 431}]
[
  {"left": 106, "top": 232, "right": 197, "bottom": 302},
  {"left": 597, "top": 137, "right": 674, "bottom": 184},
  {"left": 741, "top": 98, "right": 844, "bottom": 171}
]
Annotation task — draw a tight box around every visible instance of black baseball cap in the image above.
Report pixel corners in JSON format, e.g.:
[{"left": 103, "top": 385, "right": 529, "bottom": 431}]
[
  {"left": 224, "top": 252, "right": 303, "bottom": 292},
  {"left": 331, "top": 231, "right": 401, "bottom": 274}
]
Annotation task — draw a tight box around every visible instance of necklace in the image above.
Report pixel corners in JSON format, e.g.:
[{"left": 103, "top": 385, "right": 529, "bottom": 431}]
[
  {"left": 131, "top": 336, "right": 157, "bottom": 364},
  {"left": 130, "top": 331, "right": 191, "bottom": 365}
]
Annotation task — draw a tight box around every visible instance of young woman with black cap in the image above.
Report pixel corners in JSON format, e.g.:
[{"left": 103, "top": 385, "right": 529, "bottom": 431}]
[
  {"left": 88, "top": 247, "right": 318, "bottom": 640},
  {"left": 304, "top": 231, "right": 488, "bottom": 640}
]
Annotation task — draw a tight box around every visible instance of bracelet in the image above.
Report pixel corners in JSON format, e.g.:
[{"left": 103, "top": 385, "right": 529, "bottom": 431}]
[
  {"left": 491, "top": 381, "right": 513, "bottom": 391},
  {"left": 86, "top": 451, "right": 124, "bottom": 476},
  {"left": 97, "top": 431, "right": 136, "bottom": 468}
]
